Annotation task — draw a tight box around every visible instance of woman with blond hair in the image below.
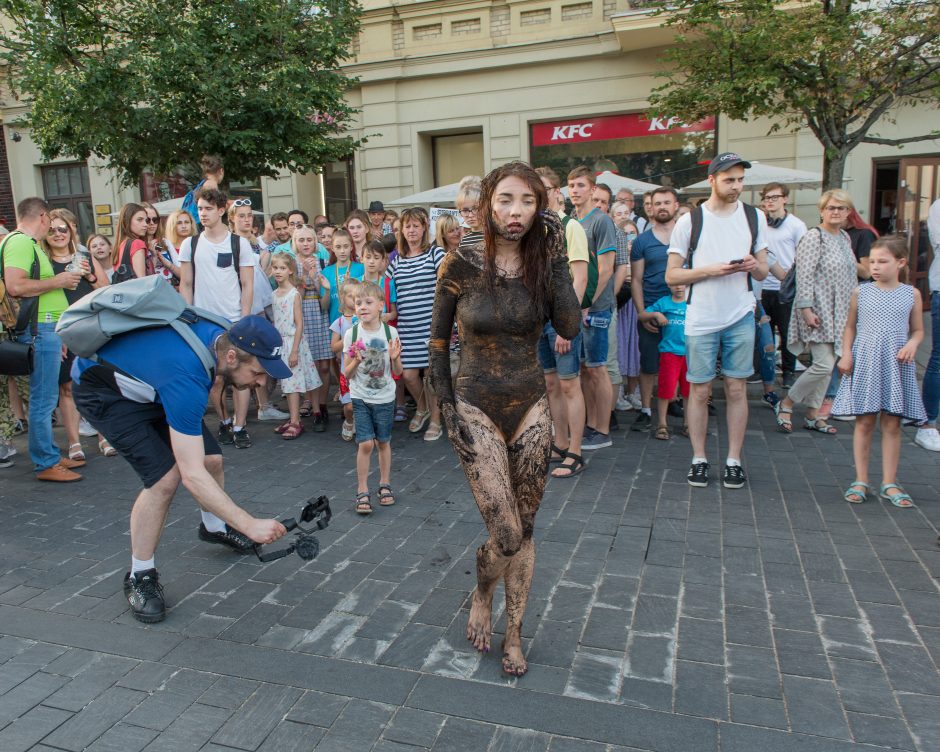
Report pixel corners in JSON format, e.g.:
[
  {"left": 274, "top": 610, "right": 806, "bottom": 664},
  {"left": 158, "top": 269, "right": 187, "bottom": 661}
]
[
  {"left": 434, "top": 213, "right": 463, "bottom": 254},
  {"left": 776, "top": 189, "right": 858, "bottom": 435},
  {"left": 165, "top": 210, "right": 195, "bottom": 254}
]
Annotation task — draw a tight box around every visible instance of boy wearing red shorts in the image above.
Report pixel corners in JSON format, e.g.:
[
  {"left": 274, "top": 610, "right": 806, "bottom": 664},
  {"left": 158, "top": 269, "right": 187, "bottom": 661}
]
[{"left": 647, "top": 284, "right": 689, "bottom": 440}]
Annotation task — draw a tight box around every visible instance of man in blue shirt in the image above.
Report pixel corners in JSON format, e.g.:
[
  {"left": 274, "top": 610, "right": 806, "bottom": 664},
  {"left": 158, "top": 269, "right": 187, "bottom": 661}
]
[{"left": 72, "top": 316, "right": 291, "bottom": 623}]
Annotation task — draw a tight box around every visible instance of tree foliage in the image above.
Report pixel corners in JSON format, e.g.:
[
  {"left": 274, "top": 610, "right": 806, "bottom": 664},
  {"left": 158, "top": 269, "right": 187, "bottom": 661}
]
[
  {"left": 0, "top": 0, "right": 363, "bottom": 185},
  {"left": 647, "top": 0, "right": 940, "bottom": 188}
]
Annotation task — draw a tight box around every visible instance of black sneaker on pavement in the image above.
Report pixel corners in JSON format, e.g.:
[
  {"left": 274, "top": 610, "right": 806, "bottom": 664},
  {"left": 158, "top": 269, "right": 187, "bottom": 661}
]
[
  {"left": 312, "top": 412, "right": 326, "bottom": 432},
  {"left": 582, "top": 430, "right": 612, "bottom": 450},
  {"left": 609, "top": 411, "right": 620, "bottom": 431},
  {"left": 631, "top": 412, "right": 652, "bottom": 432},
  {"left": 232, "top": 428, "right": 252, "bottom": 449},
  {"left": 667, "top": 400, "right": 684, "bottom": 418},
  {"left": 123, "top": 569, "right": 166, "bottom": 623},
  {"left": 687, "top": 461, "right": 709, "bottom": 488},
  {"left": 218, "top": 422, "right": 234, "bottom": 445},
  {"left": 746, "top": 372, "right": 763, "bottom": 384},
  {"left": 722, "top": 464, "right": 747, "bottom": 489},
  {"left": 198, "top": 523, "right": 254, "bottom": 553}
]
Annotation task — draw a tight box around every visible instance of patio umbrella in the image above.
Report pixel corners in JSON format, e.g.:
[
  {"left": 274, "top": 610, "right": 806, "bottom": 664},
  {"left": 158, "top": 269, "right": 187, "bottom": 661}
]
[
  {"left": 385, "top": 183, "right": 461, "bottom": 206},
  {"left": 680, "top": 162, "right": 823, "bottom": 193},
  {"left": 561, "top": 170, "right": 661, "bottom": 198}
]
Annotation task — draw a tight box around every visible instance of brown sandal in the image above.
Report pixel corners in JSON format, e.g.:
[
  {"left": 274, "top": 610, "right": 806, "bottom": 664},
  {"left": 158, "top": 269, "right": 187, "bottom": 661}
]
[
  {"left": 281, "top": 422, "right": 304, "bottom": 440},
  {"left": 355, "top": 492, "right": 373, "bottom": 515},
  {"left": 654, "top": 425, "right": 670, "bottom": 441},
  {"left": 377, "top": 484, "right": 396, "bottom": 506}
]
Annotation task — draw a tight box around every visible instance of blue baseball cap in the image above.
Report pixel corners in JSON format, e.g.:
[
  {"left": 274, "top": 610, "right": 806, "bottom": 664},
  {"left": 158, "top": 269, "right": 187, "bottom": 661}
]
[
  {"left": 228, "top": 315, "right": 292, "bottom": 380},
  {"left": 708, "top": 152, "right": 752, "bottom": 175}
]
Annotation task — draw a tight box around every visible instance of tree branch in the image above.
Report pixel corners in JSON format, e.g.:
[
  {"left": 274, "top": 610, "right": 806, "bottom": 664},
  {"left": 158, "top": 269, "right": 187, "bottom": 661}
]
[{"left": 861, "top": 133, "right": 940, "bottom": 146}]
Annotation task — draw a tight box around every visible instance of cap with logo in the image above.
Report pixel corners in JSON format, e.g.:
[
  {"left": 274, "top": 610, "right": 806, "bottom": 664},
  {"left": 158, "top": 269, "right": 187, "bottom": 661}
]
[
  {"left": 228, "top": 315, "right": 292, "bottom": 379},
  {"left": 708, "top": 152, "right": 752, "bottom": 176},
  {"left": 367, "top": 200, "right": 385, "bottom": 213}
]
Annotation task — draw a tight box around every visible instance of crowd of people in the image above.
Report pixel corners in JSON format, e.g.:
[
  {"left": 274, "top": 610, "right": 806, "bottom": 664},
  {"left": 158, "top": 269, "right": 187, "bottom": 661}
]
[{"left": 1, "top": 154, "right": 937, "bottom": 667}]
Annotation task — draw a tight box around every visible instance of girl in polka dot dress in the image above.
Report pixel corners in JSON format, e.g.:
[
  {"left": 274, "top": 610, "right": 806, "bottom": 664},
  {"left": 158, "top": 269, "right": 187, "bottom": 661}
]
[{"left": 833, "top": 237, "right": 926, "bottom": 508}]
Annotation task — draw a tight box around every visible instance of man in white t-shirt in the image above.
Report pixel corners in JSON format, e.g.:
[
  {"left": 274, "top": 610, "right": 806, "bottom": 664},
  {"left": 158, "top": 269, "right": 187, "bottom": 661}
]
[
  {"left": 916, "top": 198, "right": 940, "bottom": 452},
  {"left": 666, "top": 153, "right": 769, "bottom": 490},
  {"left": 759, "top": 182, "right": 807, "bottom": 388},
  {"left": 179, "top": 188, "right": 256, "bottom": 450}
]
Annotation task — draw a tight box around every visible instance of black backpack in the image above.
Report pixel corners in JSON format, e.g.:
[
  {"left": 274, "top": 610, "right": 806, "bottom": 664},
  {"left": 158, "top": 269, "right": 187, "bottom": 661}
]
[
  {"left": 189, "top": 232, "right": 242, "bottom": 290},
  {"left": 686, "top": 203, "right": 759, "bottom": 304},
  {"left": 111, "top": 240, "right": 137, "bottom": 284}
]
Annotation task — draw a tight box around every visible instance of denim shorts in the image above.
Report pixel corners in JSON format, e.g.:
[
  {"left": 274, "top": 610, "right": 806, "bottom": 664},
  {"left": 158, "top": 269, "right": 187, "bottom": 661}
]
[
  {"left": 580, "top": 309, "right": 612, "bottom": 368},
  {"left": 685, "top": 311, "right": 755, "bottom": 384},
  {"left": 352, "top": 398, "right": 395, "bottom": 443},
  {"left": 537, "top": 323, "right": 583, "bottom": 379}
]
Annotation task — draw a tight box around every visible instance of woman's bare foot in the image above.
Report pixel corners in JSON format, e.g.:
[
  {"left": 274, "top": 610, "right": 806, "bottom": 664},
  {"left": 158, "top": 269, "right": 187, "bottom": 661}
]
[
  {"left": 466, "top": 591, "right": 493, "bottom": 652},
  {"left": 501, "top": 638, "right": 527, "bottom": 676}
]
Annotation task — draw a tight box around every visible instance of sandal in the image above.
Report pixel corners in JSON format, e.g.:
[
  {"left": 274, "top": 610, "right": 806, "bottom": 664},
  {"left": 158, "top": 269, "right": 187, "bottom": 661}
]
[
  {"left": 355, "top": 491, "right": 373, "bottom": 515},
  {"left": 68, "top": 442, "right": 86, "bottom": 462},
  {"left": 299, "top": 400, "right": 313, "bottom": 418},
  {"left": 551, "top": 452, "right": 584, "bottom": 478},
  {"left": 550, "top": 443, "right": 569, "bottom": 464},
  {"left": 843, "top": 480, "right": 869, "bottom": 504},
  {"left": 804, "top": 417, "right": 837, "bottom": 435},
  {"left": 774, "top": 403, "right": 793, "bottom": 433},
  {"left": 281, "top": 422, "right": 304, "bottom": 440},
  {"left": 274, "top": 421, "right": 291, "bottom": 434},
  {"left": 679, "top": 425, "right": 690, "bottom": 438},
  {"left": 394, "top": 405, "right": 409, "bottom": 422},
  {"left": 654, "top": 425, "right": 670, "bottom": 441},
  {"left": 409, "top": 409, "right": 430, "bottom": 433},
  {"left": 377, "top": 484, "right": 396, "bottom": 506},
  {"left": 424, "top": 422, "right": 443, "bottom": 441},
  {"left": 879, "top": 483, "right": 915, "bottom": 508},
  {"left": 98, "top": 437, "right": 118, "bottom": 457}
]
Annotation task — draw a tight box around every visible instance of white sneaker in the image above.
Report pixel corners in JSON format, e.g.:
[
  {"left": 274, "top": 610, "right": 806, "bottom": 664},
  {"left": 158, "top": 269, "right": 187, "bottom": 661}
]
[
  {"left": 616, "top": 396, "right": 633, "bottom": 411},
  {"left": 915, "top": 427, "right": 940, "bottom": 452},
  {"left": 628, "top": 393, "right": 643, "bottom": 410},
  {"left": 78, "top": 417, "right": 97, "bottom": 437},
  {"left": 831, "top": 414, "right": 855, "bottom": 422},
  {"left": 258, "top": 405, "right": 290, "bottom": 421},
  {"left": 0, "top": 441, "right": 16, "bottom": 460}
]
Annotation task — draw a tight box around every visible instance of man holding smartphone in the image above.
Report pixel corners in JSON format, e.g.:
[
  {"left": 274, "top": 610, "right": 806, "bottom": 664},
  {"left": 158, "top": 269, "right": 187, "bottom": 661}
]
[{"left": 665, "top": 154, "right": 769, "bottom": 490}]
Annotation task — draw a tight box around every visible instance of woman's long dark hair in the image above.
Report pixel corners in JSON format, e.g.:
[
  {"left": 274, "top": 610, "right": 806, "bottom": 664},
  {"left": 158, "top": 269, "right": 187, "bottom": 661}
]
[{"left": 480, "top": 161, "right": 555, "bottom": 316}]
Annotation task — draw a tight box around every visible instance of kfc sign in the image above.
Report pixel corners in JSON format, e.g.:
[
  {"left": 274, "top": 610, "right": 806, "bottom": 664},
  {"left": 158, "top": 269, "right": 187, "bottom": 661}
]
[{"left": 531, "top": 113, "right": 715, "bottom": 147}]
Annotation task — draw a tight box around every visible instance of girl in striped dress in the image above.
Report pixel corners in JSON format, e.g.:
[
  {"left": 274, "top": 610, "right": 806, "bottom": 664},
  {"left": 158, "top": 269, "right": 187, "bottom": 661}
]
[{"left": 389, "top": 207, "right": 444, "bottom": 439}]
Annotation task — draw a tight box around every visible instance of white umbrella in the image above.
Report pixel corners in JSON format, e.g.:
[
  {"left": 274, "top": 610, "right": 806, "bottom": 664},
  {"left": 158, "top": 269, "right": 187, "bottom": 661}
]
[
  {"left": 561, "top": 170, "right": 661, "bottom": 198},
  {"left": 385, "top": 183, "right": 460, "bottom": 206},
  {"left": 152, "top": 196, "right": 184, "bottom": 214},
  {"left": 680, "top": 161, "right": 823, "bottom": 193}
]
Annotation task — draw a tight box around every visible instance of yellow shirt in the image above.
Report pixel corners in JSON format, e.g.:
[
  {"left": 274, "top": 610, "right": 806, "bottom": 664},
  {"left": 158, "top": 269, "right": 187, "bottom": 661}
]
[{"left": 559, "top": 211, "right": 589, "bottom": 269}]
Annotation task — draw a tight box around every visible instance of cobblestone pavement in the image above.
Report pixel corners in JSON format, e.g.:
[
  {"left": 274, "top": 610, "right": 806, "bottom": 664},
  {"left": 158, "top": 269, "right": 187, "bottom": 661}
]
[{"left": 1, "top": 390, "right": 939, "bottom": 752}]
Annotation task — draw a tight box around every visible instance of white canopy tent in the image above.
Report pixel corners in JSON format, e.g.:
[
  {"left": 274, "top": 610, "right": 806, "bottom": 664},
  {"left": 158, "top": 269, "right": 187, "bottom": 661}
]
[
  {"left": 385, "top": 183, "right": 460, "bottom": 206},
  {"left": 561, "top": 170, "right": 661, "bottom": 198},
  {"left": 680, "top": 162, "right": 823, "bottom": 194}
]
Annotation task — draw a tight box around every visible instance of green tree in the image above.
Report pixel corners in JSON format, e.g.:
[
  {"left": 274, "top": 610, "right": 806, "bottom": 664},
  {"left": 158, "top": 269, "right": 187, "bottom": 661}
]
[
  {"left": 647, "top": 0, "right": 940, "bottom": 189},
  {"left": 0, "top": 0, "right": 362, "bottom": 185}
]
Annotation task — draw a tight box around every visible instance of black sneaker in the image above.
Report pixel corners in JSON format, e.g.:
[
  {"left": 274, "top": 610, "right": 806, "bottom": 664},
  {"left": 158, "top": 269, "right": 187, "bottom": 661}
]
[
  {"left": 218, "top": 422, "right": 234, "bottom": 445},
  {"left": 609, "top": 411, "right": 620, "bottom": 431},
  {"left": 667, "top": 400, "right": 684, "bottom": 419},
  {"left": 687, "top": 461, "right": 709, "bottom": 488},
  {"left": 582, "top": 430, "right": 612, "bottom": 450},
  {"left": 781, "top": 372, "right": 796, "bottom": 389},
  {"left": 722, "top": 464, "right": 747, "bottom": 489},
  {"left": 232, "top": 428, "right": 251, "bottom": 449},
  {"left": 198, "top": 523, "right": 254, "bottom": 554},
  {"left": 631, "top": 412, "right": 652, "bottom": 432},
  {"left": 123, "top": 569, "right": 166, "bottom": 623},
  {"left": 312, "top": 412, "right": 327, "bottom": 433},
  {"left": 746, "top": 372, "right": 763, "bottom": 384}
]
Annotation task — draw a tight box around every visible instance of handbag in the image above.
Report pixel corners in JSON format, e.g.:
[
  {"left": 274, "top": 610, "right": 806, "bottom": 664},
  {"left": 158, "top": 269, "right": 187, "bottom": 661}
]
[{"left": 0, "top": 231, "right": 41, "bottom": 376}]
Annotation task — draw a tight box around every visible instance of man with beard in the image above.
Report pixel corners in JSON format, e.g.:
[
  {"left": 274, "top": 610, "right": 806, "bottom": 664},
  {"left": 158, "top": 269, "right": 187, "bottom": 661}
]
[
  {"left": 630, "top": 187, "right": 681, "bottom": 431},
  {"left": 666, "top": 154, "right": 769, "bottom": 489},
  {"left": 71, "top": 316, "right": 290, "bottom": 622}
]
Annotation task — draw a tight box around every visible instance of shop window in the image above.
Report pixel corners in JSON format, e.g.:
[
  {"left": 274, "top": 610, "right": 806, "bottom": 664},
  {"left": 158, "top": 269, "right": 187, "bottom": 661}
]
[
  {"left": 433, "top": 133, "right": 484, "bottom": 186},
  {"left": 326, "top": 156, "right": 356, "bottom": 222},
  {"left": 530, "top": 113, "right": 717, "bottom": 189},
  {"left": 42, "top": 162, "right": 94, "bottom": 241}
]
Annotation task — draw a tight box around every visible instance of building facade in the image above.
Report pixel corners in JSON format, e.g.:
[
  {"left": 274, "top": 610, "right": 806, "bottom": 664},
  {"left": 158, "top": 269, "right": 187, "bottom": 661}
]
[{"left": 2, "top": 0, "right": 938, "bottom": 285}]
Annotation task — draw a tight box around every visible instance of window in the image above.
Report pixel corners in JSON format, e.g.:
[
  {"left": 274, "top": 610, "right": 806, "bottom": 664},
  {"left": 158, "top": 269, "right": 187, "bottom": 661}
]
[
  {"left": 42, "top": 163, "right": 94, "bottom": 241},
  {"left": 433, "top": 133, "right": 484, "bottom": 186}
]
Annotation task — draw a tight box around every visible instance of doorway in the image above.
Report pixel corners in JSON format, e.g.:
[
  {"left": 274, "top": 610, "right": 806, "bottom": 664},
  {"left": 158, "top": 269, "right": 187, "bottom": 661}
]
[
  {"left": 895, "top": 157, "right": 940, "bottom": 298},
  {"left": 42, "top": 162, "right": 95, "bottom": 241}
]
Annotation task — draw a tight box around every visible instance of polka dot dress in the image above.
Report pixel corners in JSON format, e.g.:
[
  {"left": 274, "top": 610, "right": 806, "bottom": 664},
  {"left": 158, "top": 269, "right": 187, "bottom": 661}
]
[{"left": 832, "top": 283, "right": 927, "bottom": 422}]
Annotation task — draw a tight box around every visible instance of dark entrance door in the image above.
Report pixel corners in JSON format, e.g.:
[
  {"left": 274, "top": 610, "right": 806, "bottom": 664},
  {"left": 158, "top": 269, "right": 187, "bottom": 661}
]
[{"left": 42, "top": 162, "right": 95, "bottom": 242}]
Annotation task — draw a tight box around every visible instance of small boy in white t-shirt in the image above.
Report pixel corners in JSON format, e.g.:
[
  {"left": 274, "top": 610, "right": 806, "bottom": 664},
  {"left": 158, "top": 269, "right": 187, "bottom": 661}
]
[{"left": 343, "top": 281, "right": 403, "bottom": 516}]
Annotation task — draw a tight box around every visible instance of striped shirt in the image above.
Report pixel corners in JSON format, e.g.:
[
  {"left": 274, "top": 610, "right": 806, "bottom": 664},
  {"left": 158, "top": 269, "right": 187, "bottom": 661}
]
[{"left": 389, "top": 245, "right": 445, "bottom": 368}]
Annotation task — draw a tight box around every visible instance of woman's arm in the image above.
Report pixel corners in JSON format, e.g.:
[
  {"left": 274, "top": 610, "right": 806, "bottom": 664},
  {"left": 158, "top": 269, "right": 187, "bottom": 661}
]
[
  {"left": 131, "top": 243, "right": 147, "bottom": 278},
  {"left": 544, "top": 212, "right": 581, "bottom": 340}
]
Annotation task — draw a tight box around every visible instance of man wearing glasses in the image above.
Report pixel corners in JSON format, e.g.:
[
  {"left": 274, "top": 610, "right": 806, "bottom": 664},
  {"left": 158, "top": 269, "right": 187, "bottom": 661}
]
[
  {"left": 2, "top": 197, "right": 85, "bottom": 481},
  {"left": 759, "top": 183, "right": 807, "bottom": 389}
]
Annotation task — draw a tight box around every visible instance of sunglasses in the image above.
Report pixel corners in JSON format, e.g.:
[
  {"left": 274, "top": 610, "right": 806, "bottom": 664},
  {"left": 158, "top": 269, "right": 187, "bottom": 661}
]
[
  {"left": 762, "top": 195, "right": 785, "bottom": 201},
  {"left": 232, "top": 198, "right": 252, "bottom": 208},
  {"left": 145, "top": 216, "right": 159, "bottom": 224},
  {"left": 48, "top": 225, "right": 70, "bottom": 235}
]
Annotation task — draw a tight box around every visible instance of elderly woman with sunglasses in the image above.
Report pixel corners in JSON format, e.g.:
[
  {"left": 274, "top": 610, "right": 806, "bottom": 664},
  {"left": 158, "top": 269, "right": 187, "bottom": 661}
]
[{"left": 42, "top": 209, "right": 113, "bottom": 462}]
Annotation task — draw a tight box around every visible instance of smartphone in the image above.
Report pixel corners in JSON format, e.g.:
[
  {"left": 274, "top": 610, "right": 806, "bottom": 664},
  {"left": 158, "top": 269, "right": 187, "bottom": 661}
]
[{"left": 729, "top": 258, "right": 745, "bottom": 265}]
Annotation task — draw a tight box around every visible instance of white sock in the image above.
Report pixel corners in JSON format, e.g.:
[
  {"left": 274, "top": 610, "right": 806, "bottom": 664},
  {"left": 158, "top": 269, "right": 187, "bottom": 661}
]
[
  {"left": 131, "top": 556, "right": 155, "bottom": 575},
  {"left": 726, "top": 457, "right": 741, "bottom": 467},
  {"left": 641, "top": 407, "right": 652, "bottom": 416},
  {"left": 692, "top": 456, "right": 708, "bottom": 465},
  {"left": 233, "top": 425, "right": 244, "bottom": 432},
  {"left": 220, "top": 418, "right": 233, "bottom": 426},
  {"left": 201, "top": 512, "right": 227, "bottom": 532}
]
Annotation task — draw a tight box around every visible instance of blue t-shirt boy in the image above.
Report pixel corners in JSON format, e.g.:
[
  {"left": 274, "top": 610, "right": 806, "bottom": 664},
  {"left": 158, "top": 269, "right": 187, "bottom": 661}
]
[{"left": 646, "top": 294, "right": 687, "bottom": 356}]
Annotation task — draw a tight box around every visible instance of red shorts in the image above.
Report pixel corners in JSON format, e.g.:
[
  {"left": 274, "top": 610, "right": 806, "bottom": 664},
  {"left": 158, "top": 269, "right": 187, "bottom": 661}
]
[
  {"left": 657, "top": 352, "right": 689, "bottom": 400},
  {"left": 338, "top": 374, "right": 350, "bottom": 397}
]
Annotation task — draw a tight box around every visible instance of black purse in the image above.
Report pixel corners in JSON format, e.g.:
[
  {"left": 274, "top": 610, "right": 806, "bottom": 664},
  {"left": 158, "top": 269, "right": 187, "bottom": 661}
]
[{"left": 0, "top": 234, "right": 40, "bottom": 376}]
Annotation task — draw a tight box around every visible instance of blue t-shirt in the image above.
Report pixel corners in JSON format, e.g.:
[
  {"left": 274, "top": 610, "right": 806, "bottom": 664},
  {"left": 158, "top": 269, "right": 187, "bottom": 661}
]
[
  {"left": 646, "top": 295, "right": 687, "bottom": 356},
  {"left": 72, "top": 320, "right": 223, "bottom": 436},
  {"left": 631, "top": 228, "right": 670, "bottom": 308},
  {"left": 321, "top": 262, "right": 365, "bottom": 323}
]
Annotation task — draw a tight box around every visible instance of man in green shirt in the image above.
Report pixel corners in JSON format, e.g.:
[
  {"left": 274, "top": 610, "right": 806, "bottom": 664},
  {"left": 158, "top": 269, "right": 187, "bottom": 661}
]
[{"left": 3, "top": 197, "right": 85, "bottom": 481}]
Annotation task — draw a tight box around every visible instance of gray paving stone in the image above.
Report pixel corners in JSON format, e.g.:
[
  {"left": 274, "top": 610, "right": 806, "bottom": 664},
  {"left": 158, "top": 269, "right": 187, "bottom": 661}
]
[
  {"left": 197, "top": 676, "right": 261, "bottom": 710},
  {"left": 876, "top": 641, "right": 940, "bottom": 695},
  {"left": 212, "top": 682, "right": 303, "bottom": 749},
  {"left": 85, "top": 722, "right": 159, "bottom": 752},
  {"left": 0, "top": 670, "right": 68, "bottom": 726},
  {"left": 256, "top": 720, "right": 324, "bottom": 751},
  {"left": 565, "top": 649, "right": 623, "bottom": 703},
  {"left": 315, "top": 699, "right": 395, "bottom": 751},
  {"left": 829, "top": 657, "right": 901, "bottom": 716},
  {"left": 729, "top": 693, "right": 788, "bottom": 730},
  {"left": 846, "top": 712, "right": 915, "bottom": 750},
  {"left": 677, "top": 618, "right": 724, "bottom": 665},
  {"left": 141, "top": 702, "right": 231, "bottom": 752},
  {"left": 123, "top": 669, "right": 217, "bottom": 731},
  {"left": 631, "top": 594, "right": 678, "bottom": 636},
  {"left": 727, "top": 645, "right": 782, "bottom": 699},
  {"left": 430, "top": 716, "right": 496, "bottom": 751},
  {"left": 897, "top": 693, "right": 940, "bottom": 752},
  {"left": 43, "top": 685, "right": 146, "bottom": 751},
  {"left": 675, "top": 660, "right": 727, "bottom": 720},
  {"left": 781, "top": 675, "right": 851, "bottom": 740},
  {"left": 382, "top": 707, "right": 445, "bottom": 748},
  {"left": 0, "top": 704, "right": 73, "bottom": 752},
  {"left": 489, "top": 726, "right": 553, "bottom": 752}
]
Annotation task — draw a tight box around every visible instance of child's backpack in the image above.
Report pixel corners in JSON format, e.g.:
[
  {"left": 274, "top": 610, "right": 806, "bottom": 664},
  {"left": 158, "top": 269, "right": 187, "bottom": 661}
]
[
  {"left": 350, "top": 320, "right": 399, "bottom": 380},
  {"left": 56, "top": 275, "right": 231, "bottom": 379}
]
